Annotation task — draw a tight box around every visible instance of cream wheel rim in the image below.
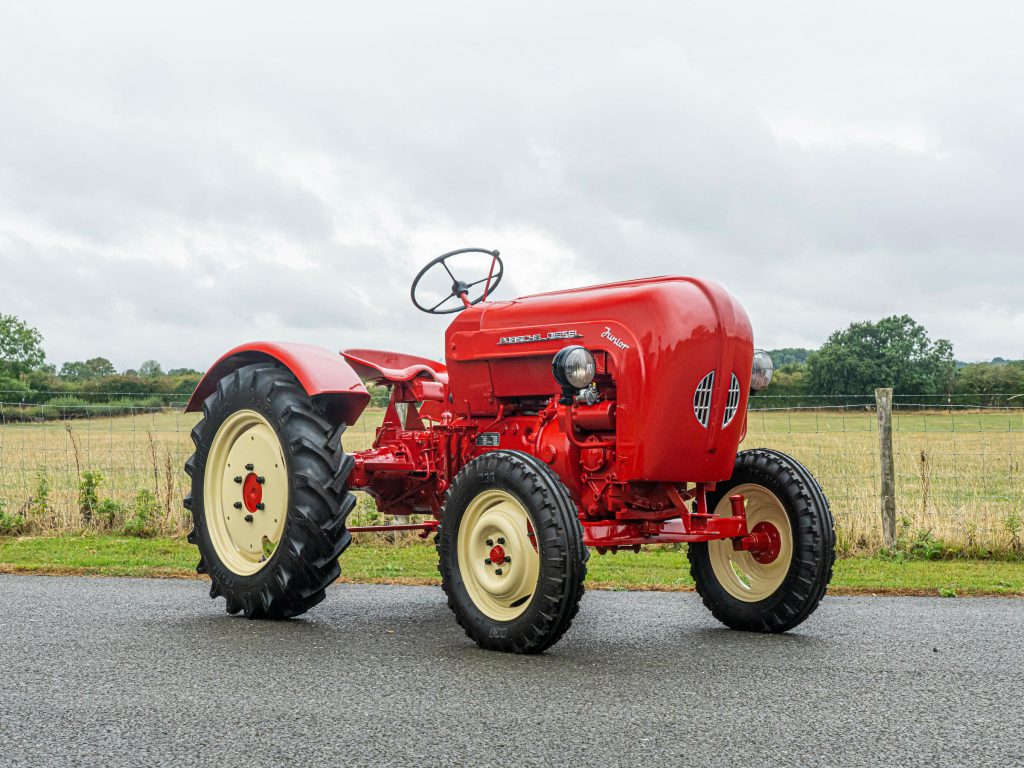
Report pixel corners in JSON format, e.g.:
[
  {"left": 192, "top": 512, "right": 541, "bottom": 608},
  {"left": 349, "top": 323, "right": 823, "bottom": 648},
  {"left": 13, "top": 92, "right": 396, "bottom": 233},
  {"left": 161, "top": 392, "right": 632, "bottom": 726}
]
[
  {"left": 457, "top": 489, "right": 541, "bottom": 621},
  {"left": 708, "top": 483, "right": 793, "bottom": 602},
  {"left": 204, "top": 409, "right": 289, "bottom": 576}
]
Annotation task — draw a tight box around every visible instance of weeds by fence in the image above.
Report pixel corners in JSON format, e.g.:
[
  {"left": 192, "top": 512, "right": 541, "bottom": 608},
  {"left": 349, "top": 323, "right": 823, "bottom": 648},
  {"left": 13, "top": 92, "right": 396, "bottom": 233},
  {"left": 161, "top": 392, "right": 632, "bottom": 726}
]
[
  {"left": 0, "top": 393, "right": 1021, "bottom": 557},
  {"left": 0, "top": 398, "right": 384, "bottom": 539}
]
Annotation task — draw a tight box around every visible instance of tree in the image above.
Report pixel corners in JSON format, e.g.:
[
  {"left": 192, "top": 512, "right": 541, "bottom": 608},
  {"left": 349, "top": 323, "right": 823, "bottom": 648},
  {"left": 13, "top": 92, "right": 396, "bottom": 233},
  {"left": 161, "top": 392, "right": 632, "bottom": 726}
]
[
  {"left": 806, "top": 315, "right": 954, "bottom": 396},
  {"left": 0, "top": 314, "right": 46, "bottom": 378},
  {"left": 138, "top": 360, "right": 164, "bottom": 377},
  {"left": 954, "top": 362, "right": 1024, "bottom": 397},
  {"left": 59, "top": 357, "right": 117, "bottom": 381},
  {"left": 762, "top": 364, "right": 809, "bottom": 395},
  {"left": 765, "top": 347, "right": 813, "bottom": 366}
]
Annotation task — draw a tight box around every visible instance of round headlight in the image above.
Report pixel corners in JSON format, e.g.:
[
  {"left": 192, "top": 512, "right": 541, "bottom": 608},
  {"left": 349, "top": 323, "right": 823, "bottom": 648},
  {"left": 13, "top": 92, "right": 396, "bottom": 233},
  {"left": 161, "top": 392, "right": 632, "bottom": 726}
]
[
  {"left": 552, "top": 345, "right": 597, "bottom": 390},
  {"left": 751, "top": 349, "right": 774, "bottom": 391}
]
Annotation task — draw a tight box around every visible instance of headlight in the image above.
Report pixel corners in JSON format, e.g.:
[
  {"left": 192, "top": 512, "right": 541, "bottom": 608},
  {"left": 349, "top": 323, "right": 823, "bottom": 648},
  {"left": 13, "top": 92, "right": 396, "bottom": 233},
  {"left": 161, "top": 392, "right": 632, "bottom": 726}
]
[
  {"left": 751, "top": 349, "right": 774, "bottom": 391},
  {"left": 552, "top": 345, "right": 596, "bottom": 390}
]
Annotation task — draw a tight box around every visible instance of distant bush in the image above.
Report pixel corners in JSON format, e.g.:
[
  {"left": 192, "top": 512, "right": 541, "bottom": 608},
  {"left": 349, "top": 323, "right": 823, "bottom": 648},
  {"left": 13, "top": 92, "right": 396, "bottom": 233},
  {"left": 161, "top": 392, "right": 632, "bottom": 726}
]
[
  {"left": 1, "top": 368, "right": 200, "bottom": 412},
  {"left": 96, "top": 498, "right": 127, "bottom": 531},
  {"left": 0, "top": 396, "right": 169, "bottom": 422},
  {"left": 0, "top": 498, "right": 27, "bottom": 536},
  {"left": 1006, "top": 512, "right": 1022, "bottom": 555},
  {"left": 369, "top": 384, "right": 390, "bottom": 407},
  {"left": 122, "top": 489, "right": 159, "bottom": 538},
  {"left": 29, "top": 467, "right": 51, "bottom": 528},
  {"left": 952, "top": 362, "right": 1024, "bottom": 405},
  {"left": 0, "top": 375, "right": 33, "bottom": 401},
  {"left": 78, "top": 470, "right": 103, "bottom": 523}
]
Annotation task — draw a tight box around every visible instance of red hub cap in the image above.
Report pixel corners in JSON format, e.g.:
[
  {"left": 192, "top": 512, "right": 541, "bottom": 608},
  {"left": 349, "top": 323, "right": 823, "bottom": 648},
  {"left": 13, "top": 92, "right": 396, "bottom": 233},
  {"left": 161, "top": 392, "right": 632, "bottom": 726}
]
[
  {"left": 749, "top": 521, "right": 782, "bottom": 564},
  {"left": 242, "top": 472, "right": 263, "bottom": 513},
  {"left": 489, "top": 544, "right": 506, "bottom": 566}
]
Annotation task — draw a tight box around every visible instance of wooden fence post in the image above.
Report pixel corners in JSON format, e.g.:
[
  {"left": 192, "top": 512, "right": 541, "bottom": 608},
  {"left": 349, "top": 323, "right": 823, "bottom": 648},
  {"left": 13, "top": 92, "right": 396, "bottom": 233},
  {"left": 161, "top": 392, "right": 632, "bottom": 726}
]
[{"left": 875, "top": 387, "right": 896, "bottom": 548}]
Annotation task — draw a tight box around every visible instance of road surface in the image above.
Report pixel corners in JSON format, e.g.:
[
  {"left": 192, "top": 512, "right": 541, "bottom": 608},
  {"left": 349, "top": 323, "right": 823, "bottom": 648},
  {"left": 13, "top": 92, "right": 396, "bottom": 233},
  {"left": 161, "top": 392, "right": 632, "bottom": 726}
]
[{"left": 0, "top": 575, "right": 1020, "bottom": 767}]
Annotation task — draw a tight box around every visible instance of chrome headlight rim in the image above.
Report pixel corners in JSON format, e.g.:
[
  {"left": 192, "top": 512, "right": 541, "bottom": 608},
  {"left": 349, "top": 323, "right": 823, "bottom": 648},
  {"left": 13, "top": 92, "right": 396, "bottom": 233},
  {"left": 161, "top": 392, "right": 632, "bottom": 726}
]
[
  {"left": 552, "top": 345, "right": 597, "bottom": 391},
  {"left": 751, "top": 349, "right": 774, "bottom": 391}
]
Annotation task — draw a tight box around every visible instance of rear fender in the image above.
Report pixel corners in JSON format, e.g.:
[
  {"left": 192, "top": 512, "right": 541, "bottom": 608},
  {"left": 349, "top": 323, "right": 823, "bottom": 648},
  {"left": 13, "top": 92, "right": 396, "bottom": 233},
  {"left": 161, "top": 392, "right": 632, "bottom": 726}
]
[{"left": 186, "top": 342, "right": 371, "bottom": 425}]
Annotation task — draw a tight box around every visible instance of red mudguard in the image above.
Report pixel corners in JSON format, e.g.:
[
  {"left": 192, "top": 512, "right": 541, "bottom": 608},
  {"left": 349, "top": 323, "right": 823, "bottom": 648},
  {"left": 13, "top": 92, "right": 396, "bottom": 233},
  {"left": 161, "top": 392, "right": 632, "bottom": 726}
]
[{"left": 185, "top": 342, "right": 371, "bottom": 425}]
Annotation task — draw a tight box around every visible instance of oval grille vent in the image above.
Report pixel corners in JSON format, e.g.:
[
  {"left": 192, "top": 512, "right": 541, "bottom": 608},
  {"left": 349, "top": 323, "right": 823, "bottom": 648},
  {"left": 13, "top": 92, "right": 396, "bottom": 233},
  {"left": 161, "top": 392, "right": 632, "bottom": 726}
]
[
  {"left": 722, "top": 373, "right": 741, "bottom": 427},
  {"left": 693, "top": 371, "right": 715, "bottom": 428}
]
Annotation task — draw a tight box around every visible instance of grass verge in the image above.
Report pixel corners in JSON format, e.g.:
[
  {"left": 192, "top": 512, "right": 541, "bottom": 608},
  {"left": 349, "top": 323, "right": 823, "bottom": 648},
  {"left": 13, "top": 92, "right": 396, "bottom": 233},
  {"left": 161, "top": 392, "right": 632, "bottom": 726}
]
[{"left": 1, "top": 535, "right": 1021, "bottom": 597}]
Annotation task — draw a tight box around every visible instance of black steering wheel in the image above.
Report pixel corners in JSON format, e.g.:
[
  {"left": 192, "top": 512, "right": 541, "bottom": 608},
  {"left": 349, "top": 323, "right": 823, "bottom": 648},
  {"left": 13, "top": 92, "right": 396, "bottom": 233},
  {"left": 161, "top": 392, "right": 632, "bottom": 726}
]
[{"left": 410, "top": 247, "right": 503, "bottom": 314}]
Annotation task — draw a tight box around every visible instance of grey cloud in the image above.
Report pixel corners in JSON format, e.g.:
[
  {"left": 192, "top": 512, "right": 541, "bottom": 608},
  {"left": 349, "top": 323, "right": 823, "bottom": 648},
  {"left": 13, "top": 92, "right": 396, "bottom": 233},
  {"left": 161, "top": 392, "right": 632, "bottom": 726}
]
[{"left": 1, "top": 0, "right": 1021, "bottom": 370}]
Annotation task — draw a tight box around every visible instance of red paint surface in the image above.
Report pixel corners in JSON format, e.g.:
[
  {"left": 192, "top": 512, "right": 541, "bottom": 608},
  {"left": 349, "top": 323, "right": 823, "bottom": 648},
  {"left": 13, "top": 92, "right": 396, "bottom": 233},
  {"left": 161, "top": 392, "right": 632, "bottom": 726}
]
[
  {"left": 489, "top": 545, "right": 506, "bottom": 565},
  {"left": 345, "top": 276, "right": 759, "bottom": 548},
  {"left": 342, "top": 349, "right": 448, "bottom": 385},
  {"left": 242, "top": 473, "right": 262, "bottom": 513},
  {"left": 194, "top": 276, "right": 761, "bottom": 550},
  {"left": 749, "top": 521, "right": 782, "bottom": 564},
  {"left": 444, "top": 276, "right": 753, "bottom": 482},
  {"left": 185, "top": 342, "right": 370, "bottom": 424}
]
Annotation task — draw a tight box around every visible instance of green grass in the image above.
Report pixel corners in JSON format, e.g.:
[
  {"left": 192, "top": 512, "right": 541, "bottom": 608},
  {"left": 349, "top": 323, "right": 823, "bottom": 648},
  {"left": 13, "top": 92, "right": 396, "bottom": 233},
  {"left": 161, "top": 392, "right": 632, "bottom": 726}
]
[{"left": 1, "top": 535, "right": 1021, "bottom": 596}]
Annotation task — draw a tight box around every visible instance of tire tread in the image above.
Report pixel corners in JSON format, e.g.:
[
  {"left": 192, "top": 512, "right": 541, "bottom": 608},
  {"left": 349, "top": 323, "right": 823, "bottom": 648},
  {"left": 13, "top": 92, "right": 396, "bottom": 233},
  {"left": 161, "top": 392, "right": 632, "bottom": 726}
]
[
  {"left": 689, "top": 448, "right": 835, "bottom": 633},
  {"left": 437, "top": 450, "right": 588, "bottom": 654},
  {"left": 184, "top": 362, "right": 355, "bottom": 620}
]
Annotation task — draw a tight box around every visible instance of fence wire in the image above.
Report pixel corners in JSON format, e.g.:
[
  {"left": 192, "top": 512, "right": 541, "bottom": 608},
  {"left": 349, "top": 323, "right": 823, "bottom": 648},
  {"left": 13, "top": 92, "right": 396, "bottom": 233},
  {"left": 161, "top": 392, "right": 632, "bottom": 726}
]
[
  {"left": 745, "top": 399, "right": 1023, "bottom": 553},
  {"left": 0, "top": 394, "right": 1021, "bottom": 553}
]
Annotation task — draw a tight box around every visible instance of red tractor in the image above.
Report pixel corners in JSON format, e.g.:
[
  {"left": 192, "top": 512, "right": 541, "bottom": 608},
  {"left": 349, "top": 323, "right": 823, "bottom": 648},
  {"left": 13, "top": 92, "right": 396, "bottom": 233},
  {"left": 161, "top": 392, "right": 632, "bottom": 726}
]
[{"left": 184, "top": 249, "right": 834, "bottom": 653}]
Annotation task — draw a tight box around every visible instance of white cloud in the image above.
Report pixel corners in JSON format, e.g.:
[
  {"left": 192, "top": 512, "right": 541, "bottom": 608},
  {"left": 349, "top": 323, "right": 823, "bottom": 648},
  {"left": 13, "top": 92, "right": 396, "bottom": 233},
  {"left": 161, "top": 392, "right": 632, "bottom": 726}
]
[{"left": 0, "top": 0, "right": 1021, "bottom": 369}]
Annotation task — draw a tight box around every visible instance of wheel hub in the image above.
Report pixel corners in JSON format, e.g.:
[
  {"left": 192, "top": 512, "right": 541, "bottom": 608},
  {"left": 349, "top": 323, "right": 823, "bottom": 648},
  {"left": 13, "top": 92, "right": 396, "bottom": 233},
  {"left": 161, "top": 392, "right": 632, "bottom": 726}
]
[
  {"left": 748, "top": 521, "right": 782, "bottom": 564},
  {"left": 488, "top": 544, "right": 506, "bottom": 566},
  {"left": 242, "top": 472, "right": 263, "bottom": 513}
]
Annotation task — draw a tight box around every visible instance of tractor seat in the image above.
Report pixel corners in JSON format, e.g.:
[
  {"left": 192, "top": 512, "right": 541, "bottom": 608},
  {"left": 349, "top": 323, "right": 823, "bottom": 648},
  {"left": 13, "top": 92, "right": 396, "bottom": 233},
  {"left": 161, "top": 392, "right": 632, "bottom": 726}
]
[{"left": 341, "top": 348, "right": 448, "bottom": 386}]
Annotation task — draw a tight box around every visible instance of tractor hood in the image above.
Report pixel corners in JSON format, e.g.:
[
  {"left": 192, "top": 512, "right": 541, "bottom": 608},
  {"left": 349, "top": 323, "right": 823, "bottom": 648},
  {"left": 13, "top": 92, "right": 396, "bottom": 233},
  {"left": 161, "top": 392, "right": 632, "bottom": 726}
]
[{"left": 444, "top": 276, "right": 754, "bottom": 482}]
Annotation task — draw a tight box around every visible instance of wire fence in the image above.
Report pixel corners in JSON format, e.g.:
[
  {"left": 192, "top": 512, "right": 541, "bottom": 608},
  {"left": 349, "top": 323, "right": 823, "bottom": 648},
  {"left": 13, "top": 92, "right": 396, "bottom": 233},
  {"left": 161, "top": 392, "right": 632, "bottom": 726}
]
[
  {"left": 745, "top": 397, "right": 1023, "bottom": 554},
  {"left": 0, "top": 393, "right": 1021, "bottom": 554}
]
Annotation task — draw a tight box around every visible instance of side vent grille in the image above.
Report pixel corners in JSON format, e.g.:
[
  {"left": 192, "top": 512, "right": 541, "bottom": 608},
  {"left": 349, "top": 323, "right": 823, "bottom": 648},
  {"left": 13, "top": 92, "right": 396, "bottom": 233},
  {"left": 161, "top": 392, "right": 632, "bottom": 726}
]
[
  {"left": 723, "top": 373, "right": 741, "bottom": 427},
  {"left": 693, "top": 371, "right": 715, "bottom": 428}
]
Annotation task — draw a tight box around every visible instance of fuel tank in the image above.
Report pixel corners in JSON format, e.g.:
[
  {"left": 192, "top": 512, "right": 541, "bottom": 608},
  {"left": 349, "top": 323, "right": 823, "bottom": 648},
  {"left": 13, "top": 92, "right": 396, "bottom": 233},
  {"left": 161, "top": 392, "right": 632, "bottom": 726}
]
[{"left": 445, "top": 276, "right": 754, "bottom": 483}]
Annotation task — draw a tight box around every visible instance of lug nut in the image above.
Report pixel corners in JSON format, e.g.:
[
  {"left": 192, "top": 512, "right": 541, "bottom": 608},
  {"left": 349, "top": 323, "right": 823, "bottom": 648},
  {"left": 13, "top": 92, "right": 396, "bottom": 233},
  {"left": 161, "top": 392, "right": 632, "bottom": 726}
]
[
  {"left": 497, "top": 537, "right": 505, "bottom": 545},
  {"left": 257, "top": 476, "right": 266, "bottom": 484},
  {"left": 486, "top": 538, "right": 493, "bottom": 546},
  {"left": 233, "top": 501, "right": 242, "bottom": 509},
  {"left": 495, "top": 568, "right": 503, "bottom": 575},
  {"left": 484, "top": 558, "right": 492, "bottom": 565},
  {"left": 245, "top": 463, "right": 254, "bottom": 471},
  {"left": 256, "top": 503, "right": 265, "bottom": 511},
  {"left": 233, "top": 476, "right": 243, "bottom": 484},
  {"left": 504, "top": 556, "right": 511, "bottom": 563},
  {"left": 244, "top": 514, "right": 253, "bottom": 523}
]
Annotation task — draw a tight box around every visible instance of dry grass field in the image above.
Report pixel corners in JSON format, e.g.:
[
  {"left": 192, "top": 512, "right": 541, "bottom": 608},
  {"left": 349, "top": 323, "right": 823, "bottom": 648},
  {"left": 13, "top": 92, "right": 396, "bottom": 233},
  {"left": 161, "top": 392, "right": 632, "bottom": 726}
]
[
  {"left": 745, "top": 407, "right": 1023, "bottom": 554},
  {"left": 1, "top": 404, "right": 1021, "bottom": 554}
]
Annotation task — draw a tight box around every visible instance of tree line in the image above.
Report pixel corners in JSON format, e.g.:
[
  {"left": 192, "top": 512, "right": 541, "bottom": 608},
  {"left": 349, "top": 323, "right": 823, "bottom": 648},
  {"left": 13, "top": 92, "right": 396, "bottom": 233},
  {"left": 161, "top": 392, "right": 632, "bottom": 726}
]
[
  {"left": 2, "top": 312, "right": 1021, "bottom": 412},
  {"left": 0, "top": 314, "right": 201, "bottom": 411},
  {"left": 760, "top": 315, "right": 1023, "bottom": 405}
]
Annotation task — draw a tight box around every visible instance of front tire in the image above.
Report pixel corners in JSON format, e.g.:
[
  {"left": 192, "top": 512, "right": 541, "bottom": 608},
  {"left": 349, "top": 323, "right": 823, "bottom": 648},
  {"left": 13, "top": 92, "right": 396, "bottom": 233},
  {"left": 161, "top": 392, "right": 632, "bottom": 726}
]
[
  {"left": 689, "top": 449, "right": 835, "bottom": 633},
  {"left": 183, "top": 363, "right": 356, "bottom": 619},
  {"left": 437, "top": 451, "right": 588, "bottom": 653}
]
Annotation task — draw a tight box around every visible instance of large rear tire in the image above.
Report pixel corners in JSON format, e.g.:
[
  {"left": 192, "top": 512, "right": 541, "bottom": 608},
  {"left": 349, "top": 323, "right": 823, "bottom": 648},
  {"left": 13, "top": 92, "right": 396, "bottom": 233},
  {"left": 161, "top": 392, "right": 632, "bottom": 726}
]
[
  {"left": 437, "top": 451, "right": 588, "bottom": 653},
  {"left": 688, "top": 448, "right": 835, "bottom": 633},
  {"left": 183, "top": 362, "right": 355, "bottom": 619}
]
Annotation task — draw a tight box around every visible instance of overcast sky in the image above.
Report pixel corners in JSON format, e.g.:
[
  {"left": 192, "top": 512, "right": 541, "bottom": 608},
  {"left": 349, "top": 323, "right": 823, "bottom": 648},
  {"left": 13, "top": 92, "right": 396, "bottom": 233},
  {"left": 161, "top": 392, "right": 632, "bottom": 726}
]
[{"left": 1, "top": 1, "right": 1021, "bottom": 370}]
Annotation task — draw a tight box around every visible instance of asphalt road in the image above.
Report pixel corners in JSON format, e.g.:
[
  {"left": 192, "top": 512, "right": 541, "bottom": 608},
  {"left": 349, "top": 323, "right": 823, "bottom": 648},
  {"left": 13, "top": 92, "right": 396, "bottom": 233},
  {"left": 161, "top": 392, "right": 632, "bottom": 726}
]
[{"left": 0, "top": 576, "right": 1021, "bottom": 768}]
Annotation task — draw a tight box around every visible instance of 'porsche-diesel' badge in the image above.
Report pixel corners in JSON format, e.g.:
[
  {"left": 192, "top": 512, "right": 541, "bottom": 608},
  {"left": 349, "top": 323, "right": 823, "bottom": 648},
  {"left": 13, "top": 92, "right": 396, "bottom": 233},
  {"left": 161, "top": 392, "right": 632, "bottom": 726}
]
[{"left": 497, "top": 330, "right": 583, "bottom": 345}]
